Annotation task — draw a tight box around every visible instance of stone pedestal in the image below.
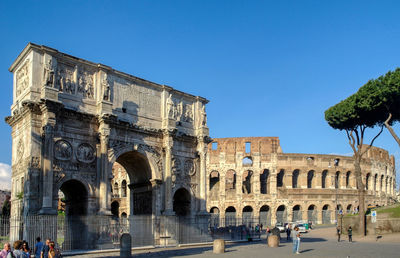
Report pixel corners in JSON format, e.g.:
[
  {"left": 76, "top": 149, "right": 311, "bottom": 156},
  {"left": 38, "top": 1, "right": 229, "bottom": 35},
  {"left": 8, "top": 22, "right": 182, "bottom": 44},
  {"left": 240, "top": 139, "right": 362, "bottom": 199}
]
[
  {"left": 213, "top": 239, "right": 225, "bottom": 254},
  {"left": 120, "top": 233, "right": 132, "bottom": 258},
  {"left": 268, "top": 235, "right": 279, "bottom": 247}
]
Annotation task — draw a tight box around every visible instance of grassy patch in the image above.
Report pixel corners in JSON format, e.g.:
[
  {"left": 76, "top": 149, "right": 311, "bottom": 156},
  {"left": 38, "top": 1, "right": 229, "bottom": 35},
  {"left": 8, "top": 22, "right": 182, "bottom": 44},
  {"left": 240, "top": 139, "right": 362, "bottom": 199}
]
[
  {"left": 344, "top": 213, "right": 359, "bottom": 217},
  {"left": 376, "top": 204, "right": 400, "bottom": 218},
  {"left": 0, "top": 235, "right": 10, "bottom": 247}
]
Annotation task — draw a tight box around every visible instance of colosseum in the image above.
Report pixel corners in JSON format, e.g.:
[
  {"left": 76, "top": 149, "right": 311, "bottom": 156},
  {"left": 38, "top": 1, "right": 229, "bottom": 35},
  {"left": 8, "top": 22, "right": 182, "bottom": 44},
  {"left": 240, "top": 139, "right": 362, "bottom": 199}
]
[{"left": 206, "top": 137, "right": 397, "bottom": 227}]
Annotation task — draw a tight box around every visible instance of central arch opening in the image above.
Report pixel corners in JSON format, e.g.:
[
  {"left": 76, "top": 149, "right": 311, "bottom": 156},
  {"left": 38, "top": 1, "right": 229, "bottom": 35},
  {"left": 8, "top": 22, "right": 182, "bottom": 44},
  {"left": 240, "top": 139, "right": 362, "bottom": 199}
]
[{"left": 114, "top": 151, "right": 153, "bottom": 215}]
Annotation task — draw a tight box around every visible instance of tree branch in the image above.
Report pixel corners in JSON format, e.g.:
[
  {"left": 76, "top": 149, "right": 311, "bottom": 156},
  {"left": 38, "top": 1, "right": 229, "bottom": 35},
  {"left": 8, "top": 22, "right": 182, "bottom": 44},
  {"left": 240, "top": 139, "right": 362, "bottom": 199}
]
[
  {"left": 361, "top": 126, "right": 384, "bottom": 157},
  {"left": 347, "top": 130, "right": 357, "bottom": 154},
  {"left": 384, "top": 112, "right": 400, "bottom": 147},
  {"left": 354, "top": 128, "right": 361, "bottom": 147}
]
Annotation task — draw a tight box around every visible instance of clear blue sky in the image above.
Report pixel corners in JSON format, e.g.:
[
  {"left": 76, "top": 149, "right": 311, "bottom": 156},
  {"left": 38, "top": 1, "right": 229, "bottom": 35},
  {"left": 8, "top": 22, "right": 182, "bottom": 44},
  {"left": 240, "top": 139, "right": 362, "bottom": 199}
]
[{"left": 1, "top": 0, "right": 400, "bottom": 188}]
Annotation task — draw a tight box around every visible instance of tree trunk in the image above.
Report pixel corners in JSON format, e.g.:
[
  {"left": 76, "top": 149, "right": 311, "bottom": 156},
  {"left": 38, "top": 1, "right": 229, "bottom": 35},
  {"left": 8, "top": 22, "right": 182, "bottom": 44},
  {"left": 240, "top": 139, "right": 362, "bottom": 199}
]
[
  {"left": 384, "top": 121, "right": 400, "bottom": 148},
  {"left": 354, "top": 154, "right": 366, "bottom": 236}
]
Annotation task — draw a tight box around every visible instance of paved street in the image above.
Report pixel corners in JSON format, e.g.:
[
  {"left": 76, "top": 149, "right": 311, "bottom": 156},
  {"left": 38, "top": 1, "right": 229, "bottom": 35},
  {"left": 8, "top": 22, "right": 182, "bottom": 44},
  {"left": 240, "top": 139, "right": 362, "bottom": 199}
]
[{"left": 70, "top": 226, "right": 400, "bottom": 258}]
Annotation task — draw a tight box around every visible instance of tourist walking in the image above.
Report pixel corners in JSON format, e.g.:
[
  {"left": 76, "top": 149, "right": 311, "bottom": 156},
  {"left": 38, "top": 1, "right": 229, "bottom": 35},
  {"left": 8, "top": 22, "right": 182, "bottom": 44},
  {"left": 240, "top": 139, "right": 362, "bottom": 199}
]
[
  {"left": 292, "top": 227, "right": 301, "bottom": 254},
  {"left": 266, "top": 226, "right": 270, "bottom": 243},
  {"left": 0, "top": 243, "right": 11, "bottom": 258},
  {"left": 348, "top": 226, "right": 353, "bottom": 243},
  {"left": 286, "top": 223, "right": 291, "bottom": 241},
  {"left": 48, "top": 241, "right": 60, "bottom": 258},
  {"left": 337, "top": 227, "right": 341, "bottom": 242},
  {"left": 12, "top": 240, "right": 24, "bottom": 258},
  {"left": 41, "top": 239, "right": 51, "bottom": 258},
  {"left": 34, "top": 237, "right": 44, "bottom": 258},
  {"left": 22, "top": 241, "right": 30, "bottom": 257}
]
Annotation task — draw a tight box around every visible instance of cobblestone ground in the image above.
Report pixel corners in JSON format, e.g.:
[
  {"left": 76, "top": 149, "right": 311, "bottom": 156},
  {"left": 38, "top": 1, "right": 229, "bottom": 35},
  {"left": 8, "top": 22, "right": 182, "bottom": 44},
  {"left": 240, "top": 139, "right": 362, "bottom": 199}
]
[{"left": 69, "top": 226, "right": 400, "bottom": 258}]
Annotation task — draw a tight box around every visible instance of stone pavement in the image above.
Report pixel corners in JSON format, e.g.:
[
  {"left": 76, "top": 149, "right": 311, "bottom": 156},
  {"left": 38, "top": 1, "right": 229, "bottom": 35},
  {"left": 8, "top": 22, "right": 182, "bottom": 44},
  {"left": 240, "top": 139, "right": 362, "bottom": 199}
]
[{"left": 68, "top": 227, "right": 400, "bottom": 257}]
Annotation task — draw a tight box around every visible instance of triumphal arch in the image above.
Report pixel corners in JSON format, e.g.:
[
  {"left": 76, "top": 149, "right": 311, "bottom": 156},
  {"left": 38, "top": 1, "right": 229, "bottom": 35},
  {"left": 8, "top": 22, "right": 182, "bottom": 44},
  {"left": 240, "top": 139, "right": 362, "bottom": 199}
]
[{"left": 6, "top": 43, "right": 210, "bottom": 248}]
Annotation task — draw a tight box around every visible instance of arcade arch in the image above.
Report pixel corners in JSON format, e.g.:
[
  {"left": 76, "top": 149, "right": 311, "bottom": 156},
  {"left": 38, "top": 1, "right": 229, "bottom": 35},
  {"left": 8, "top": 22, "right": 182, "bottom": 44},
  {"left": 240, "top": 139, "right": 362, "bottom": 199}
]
[
  {"left": 276, "top": 205, "right": 286, "bottom": 223},
  {"left": 173, "top": 188, "right": 191, "bottom": 216},
  {"left": 307, "top": 205, "right": 317, "bottom": 224},
  {"left": 259, "top": 205, "right": 271, "bottom": 226},
  {"left": 292, "top": 205, "right": 302, "bottom": 222},
  {"left": 322, "top": 205, "right": 331, "bottom": 224},
  {"left": 59, "top": 179, "right": 88, "bottom": 250}
]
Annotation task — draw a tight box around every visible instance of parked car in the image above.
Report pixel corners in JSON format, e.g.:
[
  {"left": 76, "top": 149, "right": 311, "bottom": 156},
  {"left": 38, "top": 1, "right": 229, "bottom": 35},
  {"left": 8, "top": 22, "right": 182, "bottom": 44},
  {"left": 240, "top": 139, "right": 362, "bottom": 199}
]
[
  {"left": 295, "top": 223, "right": 307, "bottom": 233},
  {"left": 275, "top": 222, "right": 285, "bottom": 233}
]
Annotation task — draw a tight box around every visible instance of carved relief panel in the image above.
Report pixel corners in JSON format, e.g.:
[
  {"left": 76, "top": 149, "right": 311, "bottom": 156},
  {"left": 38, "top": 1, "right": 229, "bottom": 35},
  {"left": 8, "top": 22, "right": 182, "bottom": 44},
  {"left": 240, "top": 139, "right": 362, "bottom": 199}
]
[
  {"left": 16, "top": 60, "right": 30, "bottom": 97},
  {"left": 77, "top": 68, "right": 95, "bottom": 99},
  {"left": 53, "top": 138, "right": 97, "bottom": 190},
  {"left": 171, "top": 156, "right": 195, "bottom": 191},
  {"left": 56, "top": 63, "right": 75, "bottom": 94},
  {"left": 167, "top": 95, "right": 194, "bottom": 124}
]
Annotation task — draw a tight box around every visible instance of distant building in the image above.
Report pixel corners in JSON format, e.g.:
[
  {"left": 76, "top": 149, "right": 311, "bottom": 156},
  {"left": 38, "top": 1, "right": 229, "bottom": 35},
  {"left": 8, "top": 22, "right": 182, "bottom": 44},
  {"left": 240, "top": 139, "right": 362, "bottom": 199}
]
[
  {"left": 207, "top": 137, "right": 397, "bottom": 226},
  {"left": 0, "top": 190, "right": 11, "bottom": 215}
]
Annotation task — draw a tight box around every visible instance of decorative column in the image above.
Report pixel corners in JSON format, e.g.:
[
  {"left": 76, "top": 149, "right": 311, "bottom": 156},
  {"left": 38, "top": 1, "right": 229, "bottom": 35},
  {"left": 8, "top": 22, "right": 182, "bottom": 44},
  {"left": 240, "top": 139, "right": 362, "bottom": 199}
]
[
  {"left": 98, "top": 123, "right": 111, "bottom": 215},
  {"left": 163, "top": 131, "right": 174, "bottom": 215},
  {"left": 150, "top": 179, "right": 162, "bottom": 216},
  {"left": 197, "top": 136, "right": 208, "bottom": 213},
  {"left": 39, "top": 124, "right": 57, "bottom": 214}
]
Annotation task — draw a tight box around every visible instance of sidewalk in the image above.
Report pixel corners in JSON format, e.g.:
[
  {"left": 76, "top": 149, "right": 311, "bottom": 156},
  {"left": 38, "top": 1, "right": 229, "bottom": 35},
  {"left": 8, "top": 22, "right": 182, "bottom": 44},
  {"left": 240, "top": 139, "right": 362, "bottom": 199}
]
[
  {"left": 311, "top": 226, "right": 400, "bottom": 243},
  {"left": 65, "top": 227, "right": 400, "bottom": 257}
]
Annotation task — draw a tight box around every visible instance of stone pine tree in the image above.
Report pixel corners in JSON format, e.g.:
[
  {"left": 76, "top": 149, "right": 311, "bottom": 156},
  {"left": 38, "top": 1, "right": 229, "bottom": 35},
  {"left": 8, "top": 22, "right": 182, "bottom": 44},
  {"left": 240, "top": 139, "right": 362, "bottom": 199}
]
[
  {"left": 357, "top": 68, "right": 400, "bottom": 147},
  {"left": 325, "top": 89, "right": 384, "bottom": 236}
]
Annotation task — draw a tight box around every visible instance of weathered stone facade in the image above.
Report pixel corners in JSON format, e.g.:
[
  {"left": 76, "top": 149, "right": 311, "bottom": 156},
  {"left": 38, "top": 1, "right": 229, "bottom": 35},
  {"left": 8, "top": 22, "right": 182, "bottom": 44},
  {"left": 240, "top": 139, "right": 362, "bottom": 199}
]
[
  {"left": 207, "top": 137, "right": 396, "bottom": 226},
  {"left": 6, "top": 43, "right": 210, "bottom": 245}
]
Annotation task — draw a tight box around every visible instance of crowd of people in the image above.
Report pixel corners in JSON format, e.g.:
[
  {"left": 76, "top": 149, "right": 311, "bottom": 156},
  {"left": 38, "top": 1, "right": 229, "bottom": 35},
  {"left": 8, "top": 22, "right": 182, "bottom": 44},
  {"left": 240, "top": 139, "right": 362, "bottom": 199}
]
[{"left": 0, "top": 237, "right": 61, "bottom": 258}]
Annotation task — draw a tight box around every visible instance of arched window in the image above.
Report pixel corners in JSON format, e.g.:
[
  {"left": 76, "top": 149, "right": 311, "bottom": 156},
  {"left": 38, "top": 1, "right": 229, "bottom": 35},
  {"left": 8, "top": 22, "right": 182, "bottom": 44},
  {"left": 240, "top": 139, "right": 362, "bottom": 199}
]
[
  {"left": 225, "top": 206, "right": 236, "bottom": 226},
  {"left": 321, "top": 170, "right": 328, "bottom": 189},
  {"left": 374, "top": 174, "right": 377, "bottom": 191},
  {"left": 292, "top": 169, "right": 299, "bottom": 188},
  {"left": 277, "top": 169, "right": 284, "bottom": 187},
  {"left": 346, "top": 171, "right": 351, "bottom": 188},
  {"left": 242, "top": 170, "right": 252, "bottom": 194},
  {"left": 292, "top": 205, "right": 302, "bottom": 222},
  {"left": 260, "top": 205, "right": 271, "bottom": 226},
  {"left": 346, "top": 204, "right": 352, "bottom": 214},
  {"left": 322, "top": 205, "right": 331, "bottom": 224},
  {"left": 242, "top": 206, "right": 253, "bottom": 226},
  {"left": 276, "top": 205, "right": 286, "bottom": 223},
  {"left": 365, "top": 173, "right": 370, "bottom": 190},
  {"left": 210, "top": 207, "right": 220, "bottom": 228},
  {"left": 308, "top": 205, "right": 317, "bottom": 224},
  {"left": 307, "top": 170, "right": 314, "bottom": 188},
  {"left": 210, "top": 171, "right": 220, "bottom": 191},
  {"left": 113, "top": 182, "right": 119, "bottom": 197},
  {"left": 260, "top": 169, "right": 269, "bottom": 194},
  {"left": 225, "top": 170, "right": 236, "bottom": 191},
  {"left": 242, "top": 156, "right": 253, "bottom": 166},
  {"left": 335, "top": 171, "right": 340, "bottom": 189},
  {"left": 121, "top": 180, "right": 127, "bottom": 197}
]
